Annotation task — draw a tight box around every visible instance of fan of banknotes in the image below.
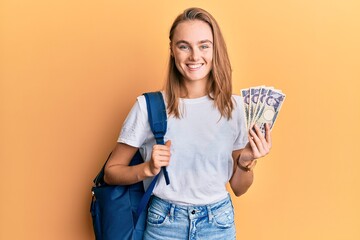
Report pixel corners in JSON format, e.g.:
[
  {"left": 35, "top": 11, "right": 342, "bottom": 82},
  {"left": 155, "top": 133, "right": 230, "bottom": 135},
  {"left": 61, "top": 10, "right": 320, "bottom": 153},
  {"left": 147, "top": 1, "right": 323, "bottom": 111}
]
[{"left": 241, "top": 86, "right": 286, "bottom": 135}]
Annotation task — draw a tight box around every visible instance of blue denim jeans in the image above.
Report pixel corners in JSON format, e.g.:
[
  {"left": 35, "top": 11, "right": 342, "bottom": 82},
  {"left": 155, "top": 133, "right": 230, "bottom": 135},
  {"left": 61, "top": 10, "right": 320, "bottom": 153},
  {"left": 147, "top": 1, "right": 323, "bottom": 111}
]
[{"left": 143, "top": 194, "right": 236, "bottom": 240}]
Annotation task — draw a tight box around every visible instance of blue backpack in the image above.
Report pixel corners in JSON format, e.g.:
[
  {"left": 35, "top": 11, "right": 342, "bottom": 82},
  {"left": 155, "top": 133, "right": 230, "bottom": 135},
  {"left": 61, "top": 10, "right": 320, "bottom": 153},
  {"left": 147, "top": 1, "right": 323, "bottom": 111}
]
[{"left": 91, "top": 92, "right": 169, "bottom": 240}]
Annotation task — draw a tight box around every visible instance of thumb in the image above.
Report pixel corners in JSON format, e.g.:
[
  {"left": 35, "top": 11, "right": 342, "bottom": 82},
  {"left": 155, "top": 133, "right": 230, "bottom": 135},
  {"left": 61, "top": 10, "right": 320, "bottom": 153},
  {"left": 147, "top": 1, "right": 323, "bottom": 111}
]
[{"left": 165, "top": 140, "right": 171, "bottom": 147}]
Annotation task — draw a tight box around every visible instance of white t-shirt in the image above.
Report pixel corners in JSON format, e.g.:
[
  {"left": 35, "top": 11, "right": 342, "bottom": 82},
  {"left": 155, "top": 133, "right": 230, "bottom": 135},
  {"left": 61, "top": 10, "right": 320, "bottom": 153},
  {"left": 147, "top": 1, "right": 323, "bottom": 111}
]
[{"left": 118, "top": 93, "right": 248, "bottom": 205}]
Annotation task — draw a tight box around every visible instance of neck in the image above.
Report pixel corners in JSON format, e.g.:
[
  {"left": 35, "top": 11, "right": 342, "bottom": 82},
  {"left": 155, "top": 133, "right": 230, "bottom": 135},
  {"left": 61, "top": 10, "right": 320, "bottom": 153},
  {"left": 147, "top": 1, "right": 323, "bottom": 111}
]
[{"left": 181, "top": 78, "right": 208, "bottom": 99}]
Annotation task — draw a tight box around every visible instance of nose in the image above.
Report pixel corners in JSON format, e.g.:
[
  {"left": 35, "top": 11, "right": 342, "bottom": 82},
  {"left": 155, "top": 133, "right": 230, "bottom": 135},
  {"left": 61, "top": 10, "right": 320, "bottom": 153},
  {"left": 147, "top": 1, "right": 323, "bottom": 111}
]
[{"left": 189, "top": 48, "right": 201, "bottom": 61}]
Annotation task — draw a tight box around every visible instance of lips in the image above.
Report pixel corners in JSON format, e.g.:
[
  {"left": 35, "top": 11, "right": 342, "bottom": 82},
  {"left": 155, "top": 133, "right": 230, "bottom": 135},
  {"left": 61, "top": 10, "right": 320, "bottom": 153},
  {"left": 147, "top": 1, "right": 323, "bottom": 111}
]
[{"left": 186, "top": 63, "right": 203, "bottom": 70}]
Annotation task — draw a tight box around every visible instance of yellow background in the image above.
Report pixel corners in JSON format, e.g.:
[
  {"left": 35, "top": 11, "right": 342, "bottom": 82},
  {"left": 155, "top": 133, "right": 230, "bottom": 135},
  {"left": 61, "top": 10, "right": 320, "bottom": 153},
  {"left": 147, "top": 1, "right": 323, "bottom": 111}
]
[{"left": 1, "top": 0, "right": 360, "bottom": 239}]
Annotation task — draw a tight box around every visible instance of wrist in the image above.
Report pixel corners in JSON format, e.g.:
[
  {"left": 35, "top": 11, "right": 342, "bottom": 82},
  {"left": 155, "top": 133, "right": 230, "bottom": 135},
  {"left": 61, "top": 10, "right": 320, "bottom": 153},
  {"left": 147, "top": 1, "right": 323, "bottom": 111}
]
[
  {"left": 238, "top": 158, "right": 257, "bottom": 172},
  {"left": 143, "top": 161, "right": 155, "bottom": 178}
]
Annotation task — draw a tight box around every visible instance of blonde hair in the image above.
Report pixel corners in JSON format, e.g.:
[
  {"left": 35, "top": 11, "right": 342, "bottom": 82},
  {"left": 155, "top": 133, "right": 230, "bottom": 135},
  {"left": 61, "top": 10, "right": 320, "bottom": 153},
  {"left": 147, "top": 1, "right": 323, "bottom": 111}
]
[{"left": 164, "top": 7, "right": 234, "bottom": 119}]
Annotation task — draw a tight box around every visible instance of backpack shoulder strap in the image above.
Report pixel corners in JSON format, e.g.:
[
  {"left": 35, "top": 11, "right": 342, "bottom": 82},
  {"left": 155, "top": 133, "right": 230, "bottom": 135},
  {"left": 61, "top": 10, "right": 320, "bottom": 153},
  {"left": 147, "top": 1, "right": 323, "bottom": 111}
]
[
  {"left": 143, "top": 92, "right": 169, "bottom": 185},
  {"left": 136, "top": 91, "right": 169, "bottom": 217},
  {"left": 143, "top": 92, "right": 167, "bottom": 145}
]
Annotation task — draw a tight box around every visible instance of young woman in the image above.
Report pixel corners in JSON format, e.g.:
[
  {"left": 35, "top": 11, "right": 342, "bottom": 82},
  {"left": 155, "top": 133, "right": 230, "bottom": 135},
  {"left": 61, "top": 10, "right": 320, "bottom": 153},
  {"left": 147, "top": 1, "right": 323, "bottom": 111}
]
[{"left": 104, "top": 7, "right": 272, "bottom": 239}]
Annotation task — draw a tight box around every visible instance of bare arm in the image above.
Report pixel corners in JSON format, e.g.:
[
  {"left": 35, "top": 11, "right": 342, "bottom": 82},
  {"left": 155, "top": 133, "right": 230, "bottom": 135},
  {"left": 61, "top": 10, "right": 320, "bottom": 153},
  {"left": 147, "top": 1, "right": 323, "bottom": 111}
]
[
  {"left": 229, "top": 149, "right": 256, "bottom": 196},
  {"left": 230, "top": 123, "right": 272, "bottom": 196},
  {"left": 104, "top": 141, "right": 171, "bottom": 185},
  {"left": 104, "top": 143, "right": 150, "bottom": 185}
]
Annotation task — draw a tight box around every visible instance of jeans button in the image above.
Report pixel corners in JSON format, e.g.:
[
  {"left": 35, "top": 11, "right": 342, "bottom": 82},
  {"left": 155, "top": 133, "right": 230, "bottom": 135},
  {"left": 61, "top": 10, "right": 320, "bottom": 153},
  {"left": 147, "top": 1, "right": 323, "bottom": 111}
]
[{"left": 191, "top": 210, "right": 196, "bottom": 214}]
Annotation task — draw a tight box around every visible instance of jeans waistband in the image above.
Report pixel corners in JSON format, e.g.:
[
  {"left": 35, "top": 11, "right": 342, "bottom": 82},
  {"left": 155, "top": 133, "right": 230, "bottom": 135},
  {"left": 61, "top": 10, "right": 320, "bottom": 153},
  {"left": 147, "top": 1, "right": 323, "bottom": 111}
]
[{"left": 149, "top": 194, "right": 233, "bottom": 221}]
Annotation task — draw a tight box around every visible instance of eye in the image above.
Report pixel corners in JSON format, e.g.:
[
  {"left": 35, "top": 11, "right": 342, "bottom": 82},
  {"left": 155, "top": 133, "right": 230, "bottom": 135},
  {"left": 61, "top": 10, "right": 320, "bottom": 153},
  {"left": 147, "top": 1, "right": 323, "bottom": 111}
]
[
  {"left": 178, "top": 45, "right": 190, "bottom": 50},
  {"left": 200, "top": 44, "right": 210, "bottom": 50}
]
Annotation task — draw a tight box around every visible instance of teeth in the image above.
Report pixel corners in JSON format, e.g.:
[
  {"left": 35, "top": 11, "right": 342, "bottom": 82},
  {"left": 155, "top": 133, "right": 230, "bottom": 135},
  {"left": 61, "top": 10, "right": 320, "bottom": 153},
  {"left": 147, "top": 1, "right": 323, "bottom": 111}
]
[{"left": 187, "top": 64, "right": 202, "bottom": 69}]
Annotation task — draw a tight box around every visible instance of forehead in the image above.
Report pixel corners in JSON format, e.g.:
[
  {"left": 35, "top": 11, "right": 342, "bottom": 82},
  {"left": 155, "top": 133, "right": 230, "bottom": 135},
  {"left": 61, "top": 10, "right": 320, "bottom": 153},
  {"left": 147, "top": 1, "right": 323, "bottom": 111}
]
[{"left": 172, "top": 20, "right": 213, "bottom": 43}]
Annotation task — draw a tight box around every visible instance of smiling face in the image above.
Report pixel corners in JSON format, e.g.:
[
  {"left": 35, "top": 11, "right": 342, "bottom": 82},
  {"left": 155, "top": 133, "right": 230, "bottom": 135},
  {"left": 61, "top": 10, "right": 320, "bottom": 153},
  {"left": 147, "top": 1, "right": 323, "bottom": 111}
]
[{"left": 171, "top": 20, "right": 214, "bottom": 85}]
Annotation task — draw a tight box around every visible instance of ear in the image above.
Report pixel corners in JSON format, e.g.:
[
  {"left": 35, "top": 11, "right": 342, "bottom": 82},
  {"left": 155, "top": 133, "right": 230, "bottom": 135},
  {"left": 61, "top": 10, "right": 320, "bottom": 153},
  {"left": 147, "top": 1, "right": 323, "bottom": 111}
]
[
  {"left": 169, "top": 42, "right": 174, "bottom": 57},
  {"left": 170, "top": 49, "right": 174, "bottom": 57}
]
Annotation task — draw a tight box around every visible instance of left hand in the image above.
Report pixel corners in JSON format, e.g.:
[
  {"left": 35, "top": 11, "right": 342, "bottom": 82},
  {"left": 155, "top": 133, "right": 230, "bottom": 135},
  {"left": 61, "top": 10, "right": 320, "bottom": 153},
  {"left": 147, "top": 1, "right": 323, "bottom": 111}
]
[{"left": 239, "top": 123, "right": 272, "bottom": 166}]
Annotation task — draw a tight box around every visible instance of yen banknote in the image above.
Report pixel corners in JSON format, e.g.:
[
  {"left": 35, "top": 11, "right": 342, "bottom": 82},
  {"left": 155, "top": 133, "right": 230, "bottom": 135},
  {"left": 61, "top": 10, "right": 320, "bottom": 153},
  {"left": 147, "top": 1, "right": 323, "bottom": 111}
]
[{"left": 241, "top": 86, "right": 286, "bottom": 135}]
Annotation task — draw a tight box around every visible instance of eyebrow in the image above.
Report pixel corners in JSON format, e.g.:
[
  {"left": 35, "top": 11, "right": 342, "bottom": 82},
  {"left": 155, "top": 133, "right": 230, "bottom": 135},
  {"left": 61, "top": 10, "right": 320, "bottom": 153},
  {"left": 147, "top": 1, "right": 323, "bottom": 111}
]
[{"left": 175, "top": 40, "right": 213, "bottom": 45}]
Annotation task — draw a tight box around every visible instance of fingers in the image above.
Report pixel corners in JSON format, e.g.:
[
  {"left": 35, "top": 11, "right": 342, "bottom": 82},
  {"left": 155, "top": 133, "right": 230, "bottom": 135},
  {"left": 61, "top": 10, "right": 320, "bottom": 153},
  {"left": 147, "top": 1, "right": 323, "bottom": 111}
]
[
  {"left": 150, "top": 141, "right": 172, "bottom": 175},
  {"left": 165, "top": 140, "right": 171, "bottom": 147},
  {"left": 248, "top": 135, "right": 260, "bottom": 158},
  {"left": 265, "top": 123, "right": 272, "bottom": 148},
  {"left": 152, "top": 141, "right": 171, "bottom": 160},
  {"left": 153, "top": 140, "right": 171, "bottom": 151},
  {"left": 152, "top": 148, "right": 171, "bottom": 162},
  {"left": 249, "top": 124, "right": 271, "bottom": 158},
  {"left": 249, "top": 124, "right": 265, "bottom": 149},
  {"left": 251, "top": 124, "right": 265, "bottom": 141}
]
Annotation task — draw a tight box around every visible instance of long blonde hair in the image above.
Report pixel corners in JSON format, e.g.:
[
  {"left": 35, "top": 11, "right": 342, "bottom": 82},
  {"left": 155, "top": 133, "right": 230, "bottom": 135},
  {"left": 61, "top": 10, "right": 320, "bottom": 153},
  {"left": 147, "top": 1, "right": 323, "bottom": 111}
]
[{"left": 164, "top": 7, "right": 234, "bottom": 119}]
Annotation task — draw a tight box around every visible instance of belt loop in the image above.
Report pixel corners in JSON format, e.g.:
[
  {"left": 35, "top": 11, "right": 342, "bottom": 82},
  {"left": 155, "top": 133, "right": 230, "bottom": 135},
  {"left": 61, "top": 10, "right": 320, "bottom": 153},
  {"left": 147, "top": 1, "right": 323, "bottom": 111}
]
[
  {"left": 169, "top": 204, "right": 175, "bottom": 222},
  {"left": 206, "top": 205, "right": 213, "bottom": 223}
]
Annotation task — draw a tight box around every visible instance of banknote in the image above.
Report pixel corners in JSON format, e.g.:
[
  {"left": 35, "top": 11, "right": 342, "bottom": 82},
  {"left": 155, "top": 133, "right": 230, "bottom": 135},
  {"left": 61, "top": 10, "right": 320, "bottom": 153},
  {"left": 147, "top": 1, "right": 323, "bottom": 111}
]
[
  {"left": 241, "top": 86, "right": 285, "bottom": 135},
  {"left": 252, "top": 86, "right": 273, "bottom": 125},
  {"left": 241, "top": 88, "right": 250, "bottom": 129},
  {"left": 254, "top": 89, "right": 286, "bottom": 135},
  {"left": 249, "top": 86, "right": 264, "bottom": 126}
]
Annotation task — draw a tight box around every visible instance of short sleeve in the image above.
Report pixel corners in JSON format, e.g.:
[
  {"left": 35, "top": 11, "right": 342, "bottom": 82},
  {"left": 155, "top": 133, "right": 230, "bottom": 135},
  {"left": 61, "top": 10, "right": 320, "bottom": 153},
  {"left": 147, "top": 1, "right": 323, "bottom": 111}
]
[
  {"left": 232, "top": 95, "right": 249, "bottom": 150},
  {"left": 117, "top": 96, "right": 149, "bottom": 148}
]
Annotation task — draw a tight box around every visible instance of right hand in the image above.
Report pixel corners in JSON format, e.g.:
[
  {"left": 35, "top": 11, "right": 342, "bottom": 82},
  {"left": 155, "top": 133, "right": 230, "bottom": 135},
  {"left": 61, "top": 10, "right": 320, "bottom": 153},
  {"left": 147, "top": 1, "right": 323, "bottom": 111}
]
[{"left": 148, "top": 140, "right": 171, "bottom": 176}]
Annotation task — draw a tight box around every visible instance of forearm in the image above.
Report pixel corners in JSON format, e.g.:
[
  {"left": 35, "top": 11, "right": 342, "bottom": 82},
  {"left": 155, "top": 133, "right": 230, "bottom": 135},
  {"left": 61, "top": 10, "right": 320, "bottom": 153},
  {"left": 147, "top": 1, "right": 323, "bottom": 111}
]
[
  {"left": 104, "top": 161, "right": 153, "bottom": 185},
  {"left": 230, "top": 164, "right": 254, "bottom": 197}
]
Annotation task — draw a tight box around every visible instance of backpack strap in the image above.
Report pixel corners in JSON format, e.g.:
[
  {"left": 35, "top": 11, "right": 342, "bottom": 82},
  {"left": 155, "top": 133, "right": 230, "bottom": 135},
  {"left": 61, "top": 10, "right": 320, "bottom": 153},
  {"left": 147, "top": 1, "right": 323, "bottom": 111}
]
[
  {"left": 136, "top": 91, "right": 169, "bottom": 217},
  {"left": 144, "top": 92, "right": 167, "bottom": 144},
  {"left": 143, "top": 92, "right": 170, "bottom": 185}
]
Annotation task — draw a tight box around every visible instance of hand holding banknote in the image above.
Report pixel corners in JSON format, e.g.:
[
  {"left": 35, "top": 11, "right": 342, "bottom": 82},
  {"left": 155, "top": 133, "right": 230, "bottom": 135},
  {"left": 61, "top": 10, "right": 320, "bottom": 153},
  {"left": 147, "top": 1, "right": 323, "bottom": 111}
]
[
  {"left": 238, "top": 123, "right": 272, "bottom": 167},
  {"left": 237, "top": 86, "right": 285, "bottom": 168}
]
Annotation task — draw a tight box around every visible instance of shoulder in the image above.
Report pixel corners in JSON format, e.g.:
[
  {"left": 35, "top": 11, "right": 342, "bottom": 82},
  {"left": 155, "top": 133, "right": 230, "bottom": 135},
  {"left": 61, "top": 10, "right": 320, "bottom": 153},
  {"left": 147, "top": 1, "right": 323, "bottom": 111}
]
[
  {"left": 232, "top": 94, "right": 242, "bottom": 101},
  {"left": 133, "top": 91, "right": 165, "bottom": 116},
  {"left": 231, "top": 94, "right": 244, "bottom": 107},
  {"left": 124, "top": 95, "right": 148, "bottom": 121},
  {"left": 231, "top": 94, "right": 246, "bottom": 120},
  {"left": 136, "top": 91, "right": 165, "bottom": 112},
  {"left": 136, "top": 95, "right": 146, "bottom": 108}
]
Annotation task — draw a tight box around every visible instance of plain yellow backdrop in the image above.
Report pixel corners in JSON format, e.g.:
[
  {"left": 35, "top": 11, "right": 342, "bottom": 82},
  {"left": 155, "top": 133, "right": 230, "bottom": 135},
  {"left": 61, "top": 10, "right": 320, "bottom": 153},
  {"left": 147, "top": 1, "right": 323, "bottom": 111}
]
[{"left": 1, "top": 0, "right": 360, "bottom": 239}]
